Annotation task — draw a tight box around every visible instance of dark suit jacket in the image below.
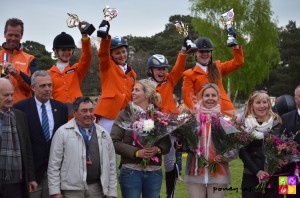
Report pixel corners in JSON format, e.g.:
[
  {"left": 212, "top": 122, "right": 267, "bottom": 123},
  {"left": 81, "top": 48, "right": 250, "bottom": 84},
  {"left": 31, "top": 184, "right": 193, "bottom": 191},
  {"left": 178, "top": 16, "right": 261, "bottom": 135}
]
[
  {"left": 281, "top": 109, "right": 300, "bottom": 151},
  {"left": 13, "top": 109, "right": 35, "bottom": 198},
  {"left": 14, "top": 98, "right": 68, "bottom": 183}
]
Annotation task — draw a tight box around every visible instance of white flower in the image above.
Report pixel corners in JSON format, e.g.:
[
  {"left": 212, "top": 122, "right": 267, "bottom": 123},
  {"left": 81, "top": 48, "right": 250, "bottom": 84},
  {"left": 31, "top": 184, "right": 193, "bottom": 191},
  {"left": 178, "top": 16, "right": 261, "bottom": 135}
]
[
  {"left": 143, "top": 119, "right": 154, "bottom": 132},
  {"left": 177, "top": 113, "right": 188, "bottom": 121}
]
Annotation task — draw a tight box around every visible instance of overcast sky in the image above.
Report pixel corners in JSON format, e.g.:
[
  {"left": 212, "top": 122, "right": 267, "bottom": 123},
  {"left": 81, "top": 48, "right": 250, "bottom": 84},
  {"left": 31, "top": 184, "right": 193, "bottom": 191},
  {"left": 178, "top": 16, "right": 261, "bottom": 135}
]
[{"left": 1, "top": 0, "right": 299, "bottom": 52}]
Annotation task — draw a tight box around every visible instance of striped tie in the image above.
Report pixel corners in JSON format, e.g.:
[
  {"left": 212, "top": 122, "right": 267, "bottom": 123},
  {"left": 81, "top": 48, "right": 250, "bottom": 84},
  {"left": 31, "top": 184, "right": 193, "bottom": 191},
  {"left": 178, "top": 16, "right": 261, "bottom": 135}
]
[{"left": 41, "top": 104, "right": 50, "bottom": 142}]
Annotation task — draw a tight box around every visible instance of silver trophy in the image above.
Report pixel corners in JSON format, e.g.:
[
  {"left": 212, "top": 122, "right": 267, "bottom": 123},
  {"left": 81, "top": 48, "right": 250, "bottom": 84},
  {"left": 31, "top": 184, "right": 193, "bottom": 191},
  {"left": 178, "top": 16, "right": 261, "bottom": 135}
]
[
  {"left": 103, "top": 5, "right": 118, "bottom": 21},
  {"left": 66, "top": 13, "right": 95, "bottom": 35},
  {"left": 174, "top": 21, "right": 197, "bottom": 53},
  {"left": 220, "top": 8, "right": 238, "bottom": 47},
  {"left": 97, "top": 5, "right": 118, "bottom": 37}
]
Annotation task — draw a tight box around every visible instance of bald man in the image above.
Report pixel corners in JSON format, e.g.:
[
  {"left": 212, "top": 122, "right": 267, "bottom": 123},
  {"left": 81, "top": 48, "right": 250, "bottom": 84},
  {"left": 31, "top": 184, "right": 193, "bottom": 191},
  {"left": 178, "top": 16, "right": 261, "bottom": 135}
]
[{"left": 0, "top": 78, "right": 37, "bottom": 198}]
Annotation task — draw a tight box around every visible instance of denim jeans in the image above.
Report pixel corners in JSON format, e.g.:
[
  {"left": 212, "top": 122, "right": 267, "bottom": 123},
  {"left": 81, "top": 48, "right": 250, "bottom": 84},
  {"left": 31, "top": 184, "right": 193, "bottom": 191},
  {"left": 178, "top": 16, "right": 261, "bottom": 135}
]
[{"left": 119, "top": 167, "right": 162, "bottom": 198}]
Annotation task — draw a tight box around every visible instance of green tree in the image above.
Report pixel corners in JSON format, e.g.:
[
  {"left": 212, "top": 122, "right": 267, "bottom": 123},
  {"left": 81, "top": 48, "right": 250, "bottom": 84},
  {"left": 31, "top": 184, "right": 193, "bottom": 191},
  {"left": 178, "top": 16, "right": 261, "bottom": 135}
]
[
  {"left": 189, "top": 0, "right": 280, "bottom": 97},
  {"left": 22, "top": 41, "right": 55, "bottom": 70},
  {"left": 126, "top": 15, "right": 196, "bottom": 96},
  {"left": 268, "top": 21, "right": 300, "bottom": 96}
]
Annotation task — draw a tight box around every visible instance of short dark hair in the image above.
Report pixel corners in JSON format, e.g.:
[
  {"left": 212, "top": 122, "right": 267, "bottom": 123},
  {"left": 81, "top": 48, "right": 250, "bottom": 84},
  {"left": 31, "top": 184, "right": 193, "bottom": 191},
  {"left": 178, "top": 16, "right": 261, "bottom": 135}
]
[
  {"left": 5, "top": 18, "right": 24, "bottom": 35},
  {"left": 72, "top": 97, "right": 94, "bottom": 111}
]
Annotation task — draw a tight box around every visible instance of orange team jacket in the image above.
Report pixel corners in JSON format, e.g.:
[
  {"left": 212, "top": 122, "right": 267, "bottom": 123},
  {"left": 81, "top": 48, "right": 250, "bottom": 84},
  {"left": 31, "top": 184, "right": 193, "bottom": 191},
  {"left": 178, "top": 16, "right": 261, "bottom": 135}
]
[
  {"left": 0, "top": 48, "right": 36, "bottom": 103},
  {"left": 48, "top": 38, "right": 92, "bottom": 103},
  {"left": 94, "top": 35, "right": 136, "bottom": 120},
  {"left": 155, "top": 53, "right": 187, "bottom": 114},
  {"left": 182, "top": 47, "right": 244, "bottom": 114}
]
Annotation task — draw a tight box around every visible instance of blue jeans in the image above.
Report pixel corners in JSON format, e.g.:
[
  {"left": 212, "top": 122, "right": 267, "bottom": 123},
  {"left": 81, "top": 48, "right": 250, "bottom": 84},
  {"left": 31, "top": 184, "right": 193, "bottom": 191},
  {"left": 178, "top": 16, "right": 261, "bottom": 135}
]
[{"left": 119, "top": 167, "right": 162, "bottom": 198}]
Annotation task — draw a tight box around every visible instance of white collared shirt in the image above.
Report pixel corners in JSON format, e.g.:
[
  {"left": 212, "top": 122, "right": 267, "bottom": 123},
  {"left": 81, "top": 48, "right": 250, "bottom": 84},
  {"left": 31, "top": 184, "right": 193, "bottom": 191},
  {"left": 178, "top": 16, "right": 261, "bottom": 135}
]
[
  {"left": 119, "top": 64, "right": 128, "bottom": 73},
  {"left": 35, "top": 97, "right": 55, "bottom": 138},
  {"left": 196, "top": 62, "right": 208, "bottom": 72},
  {"left": 298, "top": 108, "right": 300, "bottom": 116}
]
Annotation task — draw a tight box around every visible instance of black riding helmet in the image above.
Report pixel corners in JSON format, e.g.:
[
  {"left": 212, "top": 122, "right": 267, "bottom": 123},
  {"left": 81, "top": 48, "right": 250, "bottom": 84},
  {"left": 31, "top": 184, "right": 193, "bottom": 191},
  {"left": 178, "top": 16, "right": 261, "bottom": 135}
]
[
  {"left": 110, "top": 36, "right": 128, "bottom": 50},
  {"left": 194, "top": 37, "right": 213, "bottom": 51},
  {"left": 194, "top": 37, "right": 213, "bottom": 66},
  {"left": 53, "top": 32, "right": 76, "bottom": 50}
]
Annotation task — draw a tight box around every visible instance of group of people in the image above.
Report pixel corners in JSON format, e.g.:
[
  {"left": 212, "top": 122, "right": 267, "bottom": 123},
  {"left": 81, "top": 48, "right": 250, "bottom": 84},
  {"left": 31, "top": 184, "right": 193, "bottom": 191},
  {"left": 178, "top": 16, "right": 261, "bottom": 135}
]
[{"left": 0, "top": 16, "right": 299, "bottom": 198}]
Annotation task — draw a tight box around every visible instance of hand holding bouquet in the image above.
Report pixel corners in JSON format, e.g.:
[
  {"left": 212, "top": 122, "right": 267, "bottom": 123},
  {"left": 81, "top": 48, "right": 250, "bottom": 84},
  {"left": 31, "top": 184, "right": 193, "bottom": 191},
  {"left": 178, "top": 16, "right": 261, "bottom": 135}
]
[
  {"left": 117, "top": 102, "right": 186, "bottom": 167},
  {"left": 255, "top": 133, "right": 299, "bottom": 193}
]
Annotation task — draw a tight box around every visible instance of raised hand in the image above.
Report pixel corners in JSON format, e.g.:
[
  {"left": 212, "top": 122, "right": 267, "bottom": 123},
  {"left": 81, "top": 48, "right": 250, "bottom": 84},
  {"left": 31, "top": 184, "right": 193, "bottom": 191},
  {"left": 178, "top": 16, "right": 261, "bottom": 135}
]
[{"left": 97, "top": 20, "right": 110, "bottom": 38}]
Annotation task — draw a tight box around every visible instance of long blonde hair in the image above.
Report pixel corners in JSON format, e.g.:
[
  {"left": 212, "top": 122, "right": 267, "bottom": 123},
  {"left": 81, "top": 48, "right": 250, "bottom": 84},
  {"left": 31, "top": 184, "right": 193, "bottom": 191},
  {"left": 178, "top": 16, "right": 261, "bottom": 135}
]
[
  {"left": 243, "top": 91, "right": 281, "bottom": 122},
  {"left": 136, "top": 79, "right": 161, "bottom": 106}
]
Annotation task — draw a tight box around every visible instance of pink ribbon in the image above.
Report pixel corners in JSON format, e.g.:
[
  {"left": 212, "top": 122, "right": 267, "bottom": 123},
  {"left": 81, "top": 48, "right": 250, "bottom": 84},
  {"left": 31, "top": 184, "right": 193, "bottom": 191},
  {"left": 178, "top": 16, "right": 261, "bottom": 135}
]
[
  {"left": 199, "top": 113, "right": 208, "bottom": 137},
  {"left": 132, "top": 132, "right": 160, "bottom": 163}
]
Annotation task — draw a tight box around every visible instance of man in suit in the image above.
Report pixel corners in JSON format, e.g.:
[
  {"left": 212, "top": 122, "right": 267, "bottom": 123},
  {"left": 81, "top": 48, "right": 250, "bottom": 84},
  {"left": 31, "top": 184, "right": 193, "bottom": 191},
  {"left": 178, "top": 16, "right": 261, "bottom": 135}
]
[
  {"left": 0, "top": 78, "right": 37, "bottom": 198},
  {"left": 281, "top": 85, "right": 300, "bottom": 197},
  {"left": 14, "top": 70, "right": 68, "bottom": 198}
]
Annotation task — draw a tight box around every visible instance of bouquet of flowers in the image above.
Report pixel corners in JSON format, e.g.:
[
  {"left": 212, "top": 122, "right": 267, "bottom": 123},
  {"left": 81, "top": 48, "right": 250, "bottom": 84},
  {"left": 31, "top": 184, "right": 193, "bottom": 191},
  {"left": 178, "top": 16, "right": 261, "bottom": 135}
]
[
  {"left": 170, "top": 108, "right": 210, "bottom": 168},
  {"left": 208, "top": 115, "right": 256, "bottom": 173},
  {"left": 255, "top": 133, "right": 299, "bottom": 193},
  {"left": 117, "top": 102, "right": 189, "bottom": 167},
  {"left": 170, "top": 108, "right": 199, "bottom": 153}
]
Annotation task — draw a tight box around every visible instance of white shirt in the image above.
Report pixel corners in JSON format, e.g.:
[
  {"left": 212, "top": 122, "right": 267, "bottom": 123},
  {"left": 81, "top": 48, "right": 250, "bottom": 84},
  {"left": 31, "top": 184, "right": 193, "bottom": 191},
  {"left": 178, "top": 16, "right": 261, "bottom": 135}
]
[
  {"left": 298, "top": 108, "right": 300, "bottom": 116},
  {"left": 35, "top": 97, "right": 55, "bottom": 138},
  {"left": 118, "top": 64, "right": 127, "bottom": 73},
  {"left": 196, "top": 62, "right": 207, "bottom": 72}
]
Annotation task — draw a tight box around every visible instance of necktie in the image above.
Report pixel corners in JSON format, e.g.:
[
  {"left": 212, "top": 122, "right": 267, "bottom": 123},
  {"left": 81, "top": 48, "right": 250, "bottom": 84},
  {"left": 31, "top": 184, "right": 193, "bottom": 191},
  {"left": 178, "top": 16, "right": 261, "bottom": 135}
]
[{"left": 41, "top": 104, "right": 50, "bottom": 142}]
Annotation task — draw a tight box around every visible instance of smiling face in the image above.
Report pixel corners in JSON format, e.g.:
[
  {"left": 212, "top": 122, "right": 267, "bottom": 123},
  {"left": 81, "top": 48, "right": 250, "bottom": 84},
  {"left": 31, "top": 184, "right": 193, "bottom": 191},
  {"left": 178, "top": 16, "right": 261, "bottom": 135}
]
[
  {"left": 195, "top": 50, "right": 212, "bottom": 65},
  {"left": 56, "top": 48, "right": 73, "bottom": 63},
  {"left": 252, "top": 96, "right": 270, "bottom": 121},
  {"left": 151, "top": 67, "right": 168, "bottom": 82},
  {"left": 132, "top": 82, "right": 149, "bottom": 109},
  {"left": 111, "top": 46, "right": 127, "bottom": 66},
  {"left": 73, "top": 101, "right": 94, "bottom": 128},
  {"left": 201, "top": 87, "right": 220, "bottom": 109},
  {"left": 4, "top": 25, "right": 22, "bottom": 49}
]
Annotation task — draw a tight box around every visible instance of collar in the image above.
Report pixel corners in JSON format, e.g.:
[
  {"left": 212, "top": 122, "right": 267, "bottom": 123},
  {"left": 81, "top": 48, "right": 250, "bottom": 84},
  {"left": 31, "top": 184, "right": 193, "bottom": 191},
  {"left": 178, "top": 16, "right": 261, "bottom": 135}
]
[
  {"left": 34, "top": 97, "right": 50, "bottom": 108},
  {"left": 196, "top": 62, "right": 208, "bottom": 72},
  {"left": 119, "top": 64, "right": 128, "bottom": 73},
  {"left": 1, "top": 42, "right": 22, "bottom": 51}
]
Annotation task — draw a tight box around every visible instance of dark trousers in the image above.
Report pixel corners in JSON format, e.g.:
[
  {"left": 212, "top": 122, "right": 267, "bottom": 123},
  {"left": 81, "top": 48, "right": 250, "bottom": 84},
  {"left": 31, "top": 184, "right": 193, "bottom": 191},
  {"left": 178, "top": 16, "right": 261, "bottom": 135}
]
[
  {"left": 241, "top": 173, "right": 283, "bottom": 198},
  {"left": 0, "top": 182, "right": 26, "bottom": 198}
]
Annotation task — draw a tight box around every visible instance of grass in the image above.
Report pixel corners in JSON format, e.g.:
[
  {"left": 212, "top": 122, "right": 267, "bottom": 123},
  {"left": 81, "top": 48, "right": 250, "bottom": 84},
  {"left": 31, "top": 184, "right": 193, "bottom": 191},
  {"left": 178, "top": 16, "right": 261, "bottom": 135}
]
[{"left": 116, "top": 154, "right": 243, "bottom": 198}]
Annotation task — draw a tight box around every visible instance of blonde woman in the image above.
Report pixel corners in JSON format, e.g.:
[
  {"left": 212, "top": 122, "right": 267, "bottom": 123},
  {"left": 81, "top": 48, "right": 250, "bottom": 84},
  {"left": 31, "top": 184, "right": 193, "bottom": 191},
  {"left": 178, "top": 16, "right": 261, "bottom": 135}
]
[
  {"left": 239, "top": 91, "right": 282, "bottom": 198},
  {"left": 185, "top": 83, "right": 236, "bottom": 198},
  {"left": 110, "top": 79, "right": 171, "bottom": 198}
]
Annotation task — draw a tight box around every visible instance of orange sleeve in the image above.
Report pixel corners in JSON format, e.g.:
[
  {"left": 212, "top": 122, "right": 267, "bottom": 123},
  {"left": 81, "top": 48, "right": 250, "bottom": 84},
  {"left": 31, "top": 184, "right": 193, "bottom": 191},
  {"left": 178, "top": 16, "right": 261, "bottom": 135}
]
[
  {"left": 182, "top": 70, "right": 194, "bottom": 110},
  {"left": 167, "top": 52, "right": 188, "bottom": 86},
  {"left": 76, "top": 37, "right": 92, "bottom": 83}
]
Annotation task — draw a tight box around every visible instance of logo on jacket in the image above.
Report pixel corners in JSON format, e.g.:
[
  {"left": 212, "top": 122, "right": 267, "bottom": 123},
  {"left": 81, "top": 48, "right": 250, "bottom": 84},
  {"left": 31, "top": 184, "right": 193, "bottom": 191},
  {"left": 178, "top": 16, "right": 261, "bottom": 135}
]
[{"left": 65, "top": 69, "right": 75, "bottom": 74}]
